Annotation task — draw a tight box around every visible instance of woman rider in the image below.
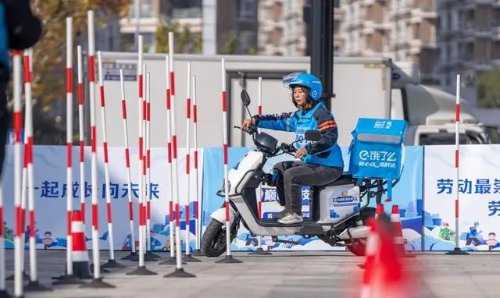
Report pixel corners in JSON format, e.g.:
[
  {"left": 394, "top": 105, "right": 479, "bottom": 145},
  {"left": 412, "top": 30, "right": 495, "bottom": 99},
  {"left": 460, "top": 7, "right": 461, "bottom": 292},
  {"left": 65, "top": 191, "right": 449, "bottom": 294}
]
[{"left": 242, "top": 72, "right": 344, "bottom": 224}]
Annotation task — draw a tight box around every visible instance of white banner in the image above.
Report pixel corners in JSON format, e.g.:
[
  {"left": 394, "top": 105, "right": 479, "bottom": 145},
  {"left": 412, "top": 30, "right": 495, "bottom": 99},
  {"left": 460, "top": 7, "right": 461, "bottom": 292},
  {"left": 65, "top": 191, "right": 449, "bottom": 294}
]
[
  {"left": 424, "top": 145, "right": 500, "bottom": 251},
  {"left": 1, "top": 145, "right": 203, "bottom": 251}
]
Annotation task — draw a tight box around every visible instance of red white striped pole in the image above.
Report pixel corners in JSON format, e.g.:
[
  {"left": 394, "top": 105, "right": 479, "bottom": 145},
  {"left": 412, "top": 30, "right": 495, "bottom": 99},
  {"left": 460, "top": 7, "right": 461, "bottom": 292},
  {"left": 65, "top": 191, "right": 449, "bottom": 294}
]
[
  {"left": 137, "top": 38, "right": 145, "bottom": 269},
  {"left": 12, "top": 50, "right": 24, "bottom": 298},
  {"left": 86, "top": 10, "right": 102, "bottom": 283},
  {"left": 257, "top": 78, "right": 262, "bottom": 221},
  {"left": 171, "top": 34, "right": 181, "bottom": 267},
  {"left": 77, "top": 45, "right": 86, "bottom": 222},
  {"left": 97, "top": 51, "right": 120, "bottom": 267},
  {"left": 254, "top": 76, "right": 269, "bottom": 255},
  {"left": 164, "top": 32, "right": 195, "bottom": 278},
  {"left": 448, "top": 74, "right": 468, "bottom": 255},
  {"left": 140, "top": 65, "right": 147, "bottom": 261},
  {"left": 23, "top": 49, "right": 48, "bottom": 291},
  {"left": 65, "top": 17, "right": 74, "bottom": 278},
  {"left": 158, "top": 54, "right": 176, "bottom": 264},
  {"left": 119, "top": 69, "right": 137, "bottom": 257},
  {"left": 184, "top": 63, "right": 193, "bottom": 258},
  {"left": 216, "top": 57, "right": 241, "bottom": 264},
  {"left": 454, "top": 74, "right": 461, "bottom": 249},
  {"left": 222, "top": 57, "right": 230, "bottom": 256},
  {"left": 145, "top": 72, "right": 152, "bottom": 254},
  {"left": 127, "top": 36, "right": 155, "bottom": 276},
  {"left": 80, "top": 12, "right": 114, "bottom": 288},
  {"left": 165, "top": 55, "right": 176, "bottom": 262},
  {"left": 158, "top": 55, "right": 178, "bottom": 265},
  {"left": 192, "top": 75, "right": 202, "bottom": 255}
]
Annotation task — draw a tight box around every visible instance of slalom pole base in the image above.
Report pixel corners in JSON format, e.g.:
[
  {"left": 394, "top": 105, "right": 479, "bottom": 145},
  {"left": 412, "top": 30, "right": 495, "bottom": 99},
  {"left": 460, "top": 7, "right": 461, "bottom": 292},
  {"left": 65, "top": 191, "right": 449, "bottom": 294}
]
[
  {"left": 0, "top": 290, "right": 11, "bottom": 298},
  {"left": 145, "top": 251, "right": 161, "bottom": 260},
  {"left": 249, "top": 247, "right": 272, "bottom": 255},
  {"left": 120, "top": 251, "right": 137, "bottom": 260},
  {"left": 89, "top": 264, "right": 111, "bottom": 274},
  {"left": 215, "top": 255, "right": 242, "bottom": 264},
  {"left": 446, "top": 247, "right": 470, "bottom": 255},
  {"left": 159, "top": 256, "right": 186, "bottom": 265},
  {"left": 125, "top": 266, "right": 157, "bottom": 276},
  {"left": 79, "top": 277, "right": 115, "bottom": 289},
  {"left": 52, "top": 274, "right": 85, "bottom": 285},
  {"left": 184, "top": 254, "right": 202, "bottom": 262},
  {"left": 24, "top": 281, "right": 52, "bottom": 292},
  {"left": 164, "top": 268, "right": 196, "bottom": 278},
  {"left": 192, "top": 249, "right": 204, "bottom": 257},
  {"left": 7, "top": 271, "right": 29, "bottom": 281},
  {"left": 102, "top": 259, "right": 126, "bottom": 269}
]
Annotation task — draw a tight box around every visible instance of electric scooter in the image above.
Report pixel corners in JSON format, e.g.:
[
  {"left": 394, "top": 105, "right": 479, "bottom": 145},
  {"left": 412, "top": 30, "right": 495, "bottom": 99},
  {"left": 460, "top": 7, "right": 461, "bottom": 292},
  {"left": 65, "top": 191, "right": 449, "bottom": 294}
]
[{"left": 201, "top": 90, "right": 395, "bottom": 257}]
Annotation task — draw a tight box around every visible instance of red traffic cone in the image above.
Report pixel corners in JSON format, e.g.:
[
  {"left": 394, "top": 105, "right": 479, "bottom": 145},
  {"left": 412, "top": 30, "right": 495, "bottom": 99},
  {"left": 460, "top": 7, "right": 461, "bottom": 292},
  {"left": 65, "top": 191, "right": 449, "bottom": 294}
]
[
  {"left": 390, "top": 205, "right": 405, "bottom": 255},
  {"left": 360, "top": 218, "right": 379, "bottom": 298},
  {"left": 71, "top": 211, "right": 91, "bottom": 279},
  {"left": 375, "top": 203, "right": 384, "bottom": 219}
]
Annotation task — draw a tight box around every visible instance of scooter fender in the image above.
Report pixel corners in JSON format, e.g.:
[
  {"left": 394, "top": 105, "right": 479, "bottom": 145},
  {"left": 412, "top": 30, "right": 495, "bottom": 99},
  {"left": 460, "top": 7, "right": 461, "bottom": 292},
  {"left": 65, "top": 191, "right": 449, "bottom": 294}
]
[{"left": 210, "top": 207, "right": 236, "bottom": 224}]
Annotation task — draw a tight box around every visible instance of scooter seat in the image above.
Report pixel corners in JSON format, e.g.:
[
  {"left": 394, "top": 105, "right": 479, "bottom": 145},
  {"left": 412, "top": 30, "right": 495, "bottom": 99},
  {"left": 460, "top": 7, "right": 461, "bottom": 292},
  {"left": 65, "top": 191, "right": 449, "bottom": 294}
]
[
  {"left": 259, "top": 218, "right": 303, "bottom": 227},
  {"left": 321, "top": 173, "right": 354, "bottom": 187}
]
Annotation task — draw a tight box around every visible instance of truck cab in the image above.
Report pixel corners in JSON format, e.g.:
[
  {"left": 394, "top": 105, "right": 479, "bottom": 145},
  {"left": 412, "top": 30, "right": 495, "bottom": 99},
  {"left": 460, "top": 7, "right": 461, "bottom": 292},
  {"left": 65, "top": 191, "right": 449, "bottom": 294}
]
[{"left": 391, "top": 75, "right": 489, "bottom": 145}]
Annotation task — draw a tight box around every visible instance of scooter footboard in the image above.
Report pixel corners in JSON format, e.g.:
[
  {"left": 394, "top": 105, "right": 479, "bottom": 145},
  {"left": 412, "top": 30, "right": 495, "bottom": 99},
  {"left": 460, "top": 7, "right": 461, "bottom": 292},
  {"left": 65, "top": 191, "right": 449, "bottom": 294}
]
[
  {"left": 210, "top": 206, "right": 236, "bottom": 224},
  {"left": 231, "top": 195, "right": 301, "bottom": 236},
  {"left": 337, "top": 225, "right": 370, "bottom": 240}
]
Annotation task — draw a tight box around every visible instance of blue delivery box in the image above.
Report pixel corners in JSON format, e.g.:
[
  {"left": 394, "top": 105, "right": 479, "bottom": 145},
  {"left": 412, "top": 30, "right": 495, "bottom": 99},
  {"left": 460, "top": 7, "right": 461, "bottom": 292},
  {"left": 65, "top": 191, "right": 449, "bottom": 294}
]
[{"left": 349, "top": 118, "right": 407, "bottom": 180}]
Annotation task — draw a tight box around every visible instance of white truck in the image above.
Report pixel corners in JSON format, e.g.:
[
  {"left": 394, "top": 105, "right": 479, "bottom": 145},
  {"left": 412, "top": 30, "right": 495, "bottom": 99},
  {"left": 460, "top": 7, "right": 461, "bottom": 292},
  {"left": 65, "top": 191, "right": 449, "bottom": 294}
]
[{"left": 97, "top": 53, "right": 488, "bottom": 147}]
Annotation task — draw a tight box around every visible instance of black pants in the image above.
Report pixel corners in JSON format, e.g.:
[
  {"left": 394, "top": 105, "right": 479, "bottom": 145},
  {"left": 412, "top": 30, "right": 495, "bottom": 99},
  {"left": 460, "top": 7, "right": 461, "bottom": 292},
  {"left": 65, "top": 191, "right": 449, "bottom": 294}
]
[
  {"left": 273, "top": 161, "right": 342, "bottom": 215},
  {"left": 0, "top": 81, "right": 8, "bottom": 179}
]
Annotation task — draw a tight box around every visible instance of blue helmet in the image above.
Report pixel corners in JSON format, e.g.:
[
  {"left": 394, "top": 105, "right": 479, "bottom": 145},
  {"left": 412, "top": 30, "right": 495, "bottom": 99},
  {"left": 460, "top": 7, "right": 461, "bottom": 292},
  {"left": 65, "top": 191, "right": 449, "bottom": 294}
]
[{"left": 283, "top": 72, "right": 323, "bottom": 101}]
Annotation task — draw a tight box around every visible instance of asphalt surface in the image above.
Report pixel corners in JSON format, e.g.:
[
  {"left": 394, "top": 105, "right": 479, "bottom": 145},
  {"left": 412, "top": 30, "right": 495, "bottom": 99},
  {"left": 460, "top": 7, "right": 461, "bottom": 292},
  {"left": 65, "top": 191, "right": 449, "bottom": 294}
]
[{"left": 3, "top": 250, "right": 500, "bottom": 298}]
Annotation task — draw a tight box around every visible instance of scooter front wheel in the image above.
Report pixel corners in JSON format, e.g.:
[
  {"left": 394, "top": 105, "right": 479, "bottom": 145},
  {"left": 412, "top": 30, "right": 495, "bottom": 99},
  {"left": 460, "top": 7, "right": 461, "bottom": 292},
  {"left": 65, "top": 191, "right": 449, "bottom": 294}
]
[
  {"left": 201, "top": 219, "right": 238, "bottom": 257},
  {"left": 201, "top": 220, "right": 226, "bottom": 257}
]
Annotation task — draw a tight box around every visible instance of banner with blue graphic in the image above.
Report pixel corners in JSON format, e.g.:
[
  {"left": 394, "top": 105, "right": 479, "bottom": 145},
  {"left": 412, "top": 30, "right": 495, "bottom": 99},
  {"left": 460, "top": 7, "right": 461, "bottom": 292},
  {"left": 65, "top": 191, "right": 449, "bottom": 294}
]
[{"left": 423, "top": 145, "right": 500, "bottom": 251}]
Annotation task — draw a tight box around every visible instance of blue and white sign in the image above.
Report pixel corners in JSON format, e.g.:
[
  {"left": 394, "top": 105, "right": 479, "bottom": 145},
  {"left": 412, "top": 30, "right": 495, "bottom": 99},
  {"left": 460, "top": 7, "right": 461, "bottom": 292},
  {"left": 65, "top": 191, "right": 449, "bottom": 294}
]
[
  {"left": 424, "top": 145, "right": 500, "bottom": 251},
  {"left": 349, "top": 118, "right": 407, "bottom": 180}
]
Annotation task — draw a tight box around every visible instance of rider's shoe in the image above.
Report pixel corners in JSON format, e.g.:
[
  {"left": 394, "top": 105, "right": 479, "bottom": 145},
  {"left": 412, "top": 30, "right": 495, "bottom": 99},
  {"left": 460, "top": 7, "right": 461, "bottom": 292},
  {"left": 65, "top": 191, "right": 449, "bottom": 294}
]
[{"left": 278, "top": 213, "right": 303, "bottom": 224}]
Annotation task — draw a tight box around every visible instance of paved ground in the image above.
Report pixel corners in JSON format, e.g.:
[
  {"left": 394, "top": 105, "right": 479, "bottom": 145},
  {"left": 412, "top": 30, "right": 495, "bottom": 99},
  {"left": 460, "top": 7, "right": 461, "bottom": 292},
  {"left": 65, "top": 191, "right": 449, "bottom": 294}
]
[{"left": 3, "top": 250, "right": 500, "bottom": 298}]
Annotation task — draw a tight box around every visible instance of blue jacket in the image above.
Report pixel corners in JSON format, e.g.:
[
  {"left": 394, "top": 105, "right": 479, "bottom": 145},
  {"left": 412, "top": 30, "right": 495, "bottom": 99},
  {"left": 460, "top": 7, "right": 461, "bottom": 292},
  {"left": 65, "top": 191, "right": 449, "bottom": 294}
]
[{"left": 255, "top": 102, "right": 344, "bottom": 169}]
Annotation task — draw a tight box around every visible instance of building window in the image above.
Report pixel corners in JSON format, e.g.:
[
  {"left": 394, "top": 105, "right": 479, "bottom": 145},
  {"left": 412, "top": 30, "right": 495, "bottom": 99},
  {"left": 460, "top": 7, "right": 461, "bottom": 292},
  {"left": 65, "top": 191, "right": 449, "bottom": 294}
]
[
  {"left": 238, "top": 0, "right": 257, "bottom": 21},
  {"left": 128, "top": 0, "right": 154, "bottom": 18}
]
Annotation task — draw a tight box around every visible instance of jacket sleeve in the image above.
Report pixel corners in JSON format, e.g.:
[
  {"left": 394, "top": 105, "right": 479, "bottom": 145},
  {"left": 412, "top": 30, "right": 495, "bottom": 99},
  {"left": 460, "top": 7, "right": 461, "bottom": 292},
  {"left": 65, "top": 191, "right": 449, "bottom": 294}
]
[
  {"left": 305, "top": 107, "right": 338, "bottom": 154},
  {"left": 254, "top": 112, "right": 297, "bottom": 132},
  {"left": 4, "top": 0, "right": 42, "bottom": 50}
]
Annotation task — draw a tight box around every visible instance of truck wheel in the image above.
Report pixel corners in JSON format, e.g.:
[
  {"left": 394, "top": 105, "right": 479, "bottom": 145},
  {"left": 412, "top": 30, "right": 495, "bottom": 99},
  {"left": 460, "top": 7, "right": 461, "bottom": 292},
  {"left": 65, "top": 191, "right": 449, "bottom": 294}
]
[
  {"left": 346, "top": 239, "right": 366, "bottom": 256},
  {"left": 201, "top": 220, "right": 226, "bottom": 257}
]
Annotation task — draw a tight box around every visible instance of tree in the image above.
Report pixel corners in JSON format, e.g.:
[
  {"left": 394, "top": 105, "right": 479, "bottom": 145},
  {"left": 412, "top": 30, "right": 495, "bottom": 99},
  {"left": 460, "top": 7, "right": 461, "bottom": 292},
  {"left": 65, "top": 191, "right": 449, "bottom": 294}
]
[
  {"left": 477, "top": 68, "right": 500, "bottom": 108},
  {"left": 27, "top": 0, "right": 129, "bottom": 143},
  {"left": 155, "top": 21, "right": 202, "bottom": 54}
]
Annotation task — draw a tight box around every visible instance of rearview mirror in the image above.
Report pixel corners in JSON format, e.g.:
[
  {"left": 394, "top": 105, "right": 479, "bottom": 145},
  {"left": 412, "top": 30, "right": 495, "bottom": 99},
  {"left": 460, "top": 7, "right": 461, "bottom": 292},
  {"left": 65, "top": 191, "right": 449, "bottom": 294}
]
[
  {"left": 241, "top": 89, "right": 251, "bottom": 107},
  {"left": 305, "top": 130, "right": 321, "bottom": 142}
]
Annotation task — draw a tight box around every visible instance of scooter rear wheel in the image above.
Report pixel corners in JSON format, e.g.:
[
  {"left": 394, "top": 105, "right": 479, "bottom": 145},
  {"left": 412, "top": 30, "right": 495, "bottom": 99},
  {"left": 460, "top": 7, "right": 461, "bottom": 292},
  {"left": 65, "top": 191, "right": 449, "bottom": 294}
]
[{"left": 346, "top": 239, "right": 366, "bottom": 256}]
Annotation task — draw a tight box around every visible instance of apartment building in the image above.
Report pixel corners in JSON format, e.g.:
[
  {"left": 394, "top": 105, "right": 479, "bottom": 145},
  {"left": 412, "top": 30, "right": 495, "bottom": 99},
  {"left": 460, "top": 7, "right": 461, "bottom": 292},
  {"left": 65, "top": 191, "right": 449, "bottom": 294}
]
[
  {"left": 120, "top": 0, "right": 202, "bottom": 51},
  {"left": 257, "top": 0, "right": 306, "bottom": 56},
  {"left": 338, "top": 0, "right": 439, "bottom": 84},
  {"left": 438, "top": 0, "right": 500, "bottom": 101},
  {"left": 437, "top": 0, "right": 500, "bottom": 127}
]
